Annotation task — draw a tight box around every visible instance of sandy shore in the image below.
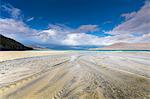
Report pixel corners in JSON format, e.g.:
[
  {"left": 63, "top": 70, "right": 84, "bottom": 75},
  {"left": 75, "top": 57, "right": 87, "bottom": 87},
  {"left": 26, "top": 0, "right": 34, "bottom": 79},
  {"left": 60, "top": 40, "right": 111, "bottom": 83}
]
[
  {"left": 0, "top": 51, "right": 66, "bottom": 62},
  {"left": 0, "top": 51, "right": 150, "bottom": 99}
]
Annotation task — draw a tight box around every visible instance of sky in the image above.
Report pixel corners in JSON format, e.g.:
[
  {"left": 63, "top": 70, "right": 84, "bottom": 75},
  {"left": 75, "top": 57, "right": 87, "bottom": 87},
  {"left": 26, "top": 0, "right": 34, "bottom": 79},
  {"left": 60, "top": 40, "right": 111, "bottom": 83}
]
[{"left": 0, "top": 0, "right": 150, "bottom": 49}]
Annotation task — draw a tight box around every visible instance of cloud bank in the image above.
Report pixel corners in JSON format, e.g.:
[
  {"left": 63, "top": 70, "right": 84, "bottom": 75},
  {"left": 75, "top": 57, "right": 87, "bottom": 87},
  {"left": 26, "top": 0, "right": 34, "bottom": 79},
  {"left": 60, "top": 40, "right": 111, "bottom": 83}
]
[
  {"left": 1, "top": 3, "right": 21, "bottom": 19},
  {"left": 107, "top": 1, "right": 150, "bottom": 43},
  {"left": 0, "top": 1, "right": 150, "bottom": 47}
]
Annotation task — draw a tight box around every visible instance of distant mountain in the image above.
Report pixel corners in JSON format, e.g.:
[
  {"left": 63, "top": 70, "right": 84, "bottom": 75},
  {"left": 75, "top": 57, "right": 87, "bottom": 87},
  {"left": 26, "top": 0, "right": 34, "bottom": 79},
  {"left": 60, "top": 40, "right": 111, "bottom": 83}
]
[
  {"left": 28, "top": 44, "right": 50, "bottom": 50},
  {"left": 0, "top": 34, "right": 33, "bottom": 51},
  {"left": 90, "top": 42, "right": 150, "bottom": 50},
  {"left": 41, "top": 44, "right": 99, "bottom": 50},
  {"left": 28, "top": 43, "right": 100, "bottom": 50}
]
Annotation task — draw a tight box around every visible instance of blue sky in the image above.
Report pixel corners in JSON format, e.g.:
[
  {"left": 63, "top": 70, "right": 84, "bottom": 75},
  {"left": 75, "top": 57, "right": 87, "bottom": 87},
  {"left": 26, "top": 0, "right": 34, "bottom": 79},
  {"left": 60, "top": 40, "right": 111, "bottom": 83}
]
[
  {"left": 2, "top": 0, "right": 143, "bottom": 30},
  {"left": 0, "top": 0, "right": 150, "bottom": 49}
]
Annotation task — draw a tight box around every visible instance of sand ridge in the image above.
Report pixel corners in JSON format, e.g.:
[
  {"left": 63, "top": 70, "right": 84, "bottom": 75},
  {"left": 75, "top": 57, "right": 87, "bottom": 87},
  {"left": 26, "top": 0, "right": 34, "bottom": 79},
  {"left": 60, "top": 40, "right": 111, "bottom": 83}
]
[
  {"left": 0, "top": 51, "right": 150, "bottom": 99},
  {"left": 0, "top": 51, "right": 66, "bottom": 62}
]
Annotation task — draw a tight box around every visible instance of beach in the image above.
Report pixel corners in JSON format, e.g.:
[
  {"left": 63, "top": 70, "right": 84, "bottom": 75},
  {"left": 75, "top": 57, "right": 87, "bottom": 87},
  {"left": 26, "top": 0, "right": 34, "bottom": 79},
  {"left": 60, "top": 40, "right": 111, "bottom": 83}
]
[
  {"left": 0, "top": 51, "right": 150, "bottom": 99},
  {"left": 0, "top": 51, "right": 66, "bottom": 62}
]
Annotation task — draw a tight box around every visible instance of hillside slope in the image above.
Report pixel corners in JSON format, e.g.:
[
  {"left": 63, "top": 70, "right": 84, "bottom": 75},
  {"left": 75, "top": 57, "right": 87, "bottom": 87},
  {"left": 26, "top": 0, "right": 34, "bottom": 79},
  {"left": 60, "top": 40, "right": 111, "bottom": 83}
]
[
  {"left": 90, "top": 42, "right": 150, "bottom": 50},
  {"left": 0, "top": 34, "right": 33, "bottom": 51}
]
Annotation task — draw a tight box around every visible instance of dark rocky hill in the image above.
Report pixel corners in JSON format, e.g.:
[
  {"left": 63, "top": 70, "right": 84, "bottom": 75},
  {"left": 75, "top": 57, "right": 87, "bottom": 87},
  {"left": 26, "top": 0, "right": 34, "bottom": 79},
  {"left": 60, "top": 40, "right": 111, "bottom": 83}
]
[{"left": 0, "top": 34, "right": 33, "bottom": 51}]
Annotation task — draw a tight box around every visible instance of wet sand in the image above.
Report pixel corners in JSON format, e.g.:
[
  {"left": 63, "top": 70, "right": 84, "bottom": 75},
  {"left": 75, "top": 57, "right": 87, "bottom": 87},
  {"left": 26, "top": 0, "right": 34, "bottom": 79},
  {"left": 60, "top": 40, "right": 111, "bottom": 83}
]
[{"left": 0, "top": 51, "right": 150, "bottom": 99}]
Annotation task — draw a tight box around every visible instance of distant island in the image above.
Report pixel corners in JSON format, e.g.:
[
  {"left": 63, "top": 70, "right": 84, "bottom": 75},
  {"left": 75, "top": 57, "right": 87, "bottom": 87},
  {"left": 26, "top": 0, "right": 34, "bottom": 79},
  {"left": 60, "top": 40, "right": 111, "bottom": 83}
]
[
  {"left": 90, "top": 42, "right": 150, "bottom": 51},
  {"left": 0, "top": 34, "right": 33, "bottom": 51}
]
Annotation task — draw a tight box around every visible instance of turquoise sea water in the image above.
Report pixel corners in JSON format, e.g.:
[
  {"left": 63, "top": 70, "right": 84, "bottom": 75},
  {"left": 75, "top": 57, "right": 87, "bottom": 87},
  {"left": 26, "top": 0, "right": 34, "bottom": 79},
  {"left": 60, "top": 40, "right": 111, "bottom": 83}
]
[
  {"left": 31, "top": 49, "right": 150, "bottom": 52},
  {"left": 66, "top": 50, "right": 150, "bottom": 53},
  {"left": 90, "top": 50, "right": 150, "bottom": 52}
]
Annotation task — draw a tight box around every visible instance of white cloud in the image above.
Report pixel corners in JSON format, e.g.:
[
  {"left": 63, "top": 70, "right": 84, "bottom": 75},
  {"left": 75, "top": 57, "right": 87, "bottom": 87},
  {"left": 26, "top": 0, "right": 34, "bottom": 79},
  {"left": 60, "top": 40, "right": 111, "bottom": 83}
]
[
  {"left": 36, "top": 30, "right": 58, "bottom": 42},
  {"left": 121, "top": 12, "right": 137, "bottom": 21},
  {"left": 103, "top": 1, "right": 150, "bottom": 44},
  {"left": 0, "top": 1, "right": 150, "bottom": 47},
  {"left": 76, "top": 24, "right": 99, "bottom": 33},
  {"left": 103, "top": 21, "right": 112, "bottom": 25},
  {"left": 62, "top": 33, "right": 111, "bottom": 46},
  {"left": 1, "top": 17, "right": 149, "bottom": 46},
  {"left": 0, "top": 18, "right": 36, "bottom": 34},
  {"left": 34, "top": 24, "right": 103, "bottom": 45},
  {"left": 1, "top": 3, "right": 21, "bottom": 19},
  {"left": 107, "top": 1, "right": 150, "bottom": 36},
  {"left": 26, "top": 17, "right": 34, "bottom": 22},
  {"left": 0, "top": 18, "right": 37, "bottom": 42}
]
